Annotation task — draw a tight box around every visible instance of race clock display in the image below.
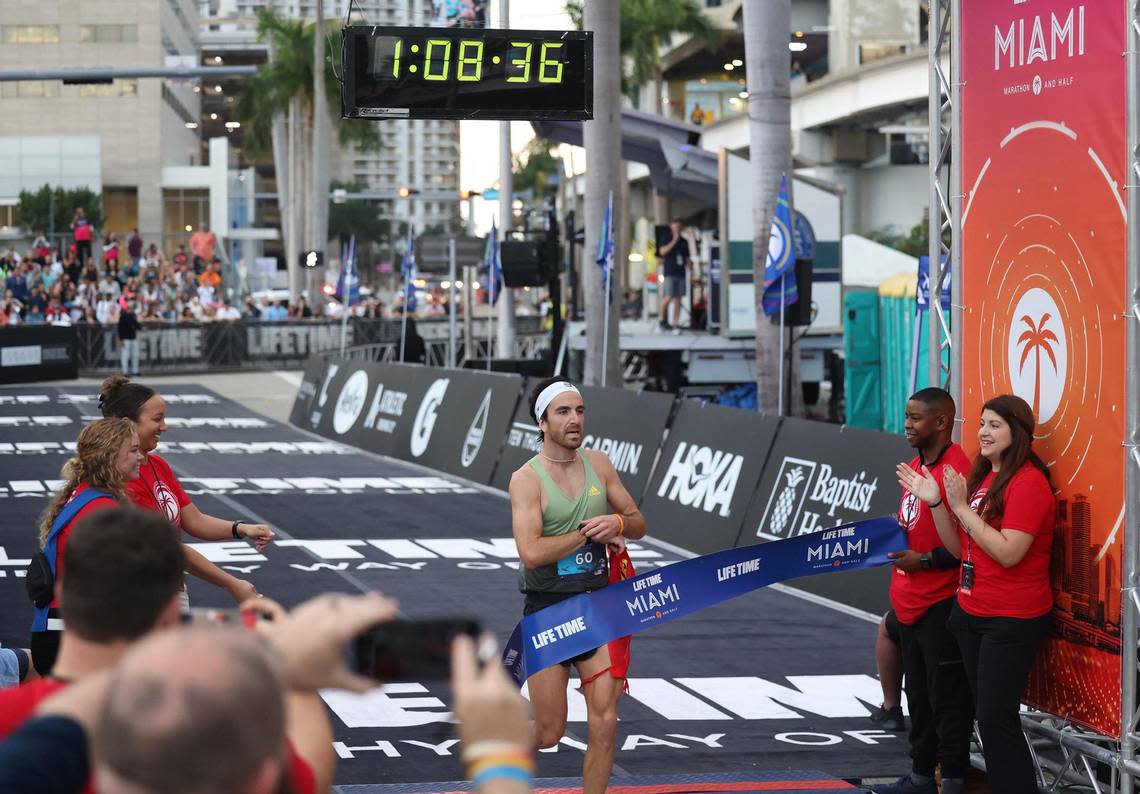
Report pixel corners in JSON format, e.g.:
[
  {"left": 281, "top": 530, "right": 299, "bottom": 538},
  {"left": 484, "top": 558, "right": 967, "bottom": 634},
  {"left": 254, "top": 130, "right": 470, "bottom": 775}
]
[{"left": 342, "top": 26, "right": 592, "bottom": 120}]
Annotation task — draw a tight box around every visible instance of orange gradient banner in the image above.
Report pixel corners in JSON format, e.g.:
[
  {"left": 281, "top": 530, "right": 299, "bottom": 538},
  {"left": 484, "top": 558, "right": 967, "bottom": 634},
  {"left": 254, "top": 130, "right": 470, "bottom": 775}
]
[{"left": 961, "top": 0, "right": 1126, "bottom": 735}]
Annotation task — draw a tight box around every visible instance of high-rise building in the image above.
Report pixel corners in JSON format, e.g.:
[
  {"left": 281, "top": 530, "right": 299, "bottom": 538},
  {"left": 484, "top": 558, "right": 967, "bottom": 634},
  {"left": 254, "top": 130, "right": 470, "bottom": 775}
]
[
  {"left": 1088, "top": 546, "right": 1100, "bottom": 628},
  {"left": 0, "top": 1, "right": 203, "bottom": 249},
  {"left": 1070, "top": 495, "right": 1092, "bottom": 622},
  {"left": 199, "top": 0, "right": 462, "bottom": 242},
  {"left": 1105, "top": 555, "right": 1118, "bottom": 630},
  {"left": 1051, "top": 499, "right": 1068, "bottom": 593}
]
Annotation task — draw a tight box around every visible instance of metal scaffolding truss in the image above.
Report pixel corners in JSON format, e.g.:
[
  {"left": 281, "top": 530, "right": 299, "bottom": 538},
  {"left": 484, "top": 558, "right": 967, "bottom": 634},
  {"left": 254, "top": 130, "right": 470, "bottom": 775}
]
[{"left": 928, "top": 0, "right": 1140, "bottom": 790}]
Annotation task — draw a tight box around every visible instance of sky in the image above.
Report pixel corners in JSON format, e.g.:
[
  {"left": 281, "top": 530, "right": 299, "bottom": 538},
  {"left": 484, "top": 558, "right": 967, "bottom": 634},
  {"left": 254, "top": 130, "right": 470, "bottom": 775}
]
[{"left": 459, "top": 0, "right": 574, "bottom": 233}]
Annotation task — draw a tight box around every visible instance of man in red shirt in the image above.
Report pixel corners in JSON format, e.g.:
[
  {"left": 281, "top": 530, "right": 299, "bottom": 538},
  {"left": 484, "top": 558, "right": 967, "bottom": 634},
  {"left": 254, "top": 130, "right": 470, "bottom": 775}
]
[
  {"left": 189, "top": 223, "right": 217, "bottom": 275},
  {"left": 876, "top": 388, "right": 973, "bottom": 794},
  {"left": 0, "top": 508, "right": 323, "bottom": 794}
]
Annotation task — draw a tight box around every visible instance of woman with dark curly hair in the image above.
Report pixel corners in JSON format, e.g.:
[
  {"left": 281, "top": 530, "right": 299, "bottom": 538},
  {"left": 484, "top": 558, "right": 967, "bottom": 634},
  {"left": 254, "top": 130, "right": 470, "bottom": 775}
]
[
  {"left": 30, "top": 417, "right": 140, "bottom": 674},
  {"left": 897, "top": 394, "right": 1054, "bottom": 794},
  {"left": 98, "top": 375, "right": 275, "bottom": 609}
]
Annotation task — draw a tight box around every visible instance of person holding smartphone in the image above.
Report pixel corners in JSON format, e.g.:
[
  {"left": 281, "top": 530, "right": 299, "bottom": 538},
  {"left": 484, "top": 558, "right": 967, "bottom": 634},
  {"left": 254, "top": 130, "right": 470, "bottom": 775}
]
[
  {"left": 897, "top": 394, "right": 1054, "bottom": 794},
  {"left": 508, "top": 377, "right": 646, "bottom": 794}
]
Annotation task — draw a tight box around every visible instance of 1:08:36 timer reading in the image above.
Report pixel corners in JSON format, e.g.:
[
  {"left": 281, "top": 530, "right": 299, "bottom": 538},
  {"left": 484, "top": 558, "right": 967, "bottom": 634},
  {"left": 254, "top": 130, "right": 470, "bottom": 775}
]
[{"left": 369, "top": 36, "right": 568, "bottom": 84}]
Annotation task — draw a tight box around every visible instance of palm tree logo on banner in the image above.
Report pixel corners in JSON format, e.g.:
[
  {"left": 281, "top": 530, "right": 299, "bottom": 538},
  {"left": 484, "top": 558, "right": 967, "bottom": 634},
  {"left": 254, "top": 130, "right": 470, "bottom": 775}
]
[{"left": 1007, "top": 288, "right": 1068, "bottom": 425}]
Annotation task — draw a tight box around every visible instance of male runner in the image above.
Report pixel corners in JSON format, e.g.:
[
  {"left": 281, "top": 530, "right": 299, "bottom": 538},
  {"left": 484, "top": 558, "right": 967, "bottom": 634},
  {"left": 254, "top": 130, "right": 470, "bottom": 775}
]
[
  {"left": 875, "top": 388, "right": 974, "bottom": 794},
  {"left": 509, "top": 376, "right": 646, "bottom": 794}
]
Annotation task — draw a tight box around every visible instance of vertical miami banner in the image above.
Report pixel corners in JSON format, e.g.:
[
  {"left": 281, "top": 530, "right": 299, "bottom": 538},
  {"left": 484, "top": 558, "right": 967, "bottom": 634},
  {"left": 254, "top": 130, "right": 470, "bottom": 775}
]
[{"left": 961, "top": 1, "right": 1126, "bottom": 735}]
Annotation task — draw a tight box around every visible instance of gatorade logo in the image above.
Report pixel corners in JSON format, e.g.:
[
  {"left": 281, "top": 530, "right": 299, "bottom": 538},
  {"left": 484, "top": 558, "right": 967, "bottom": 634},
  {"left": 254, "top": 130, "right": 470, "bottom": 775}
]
[
  {"left": 411, "top": 379, "right": 449, "bottom": 457},
  {"left": 461, "top": 390, "right": 491, "bottom": 468}
]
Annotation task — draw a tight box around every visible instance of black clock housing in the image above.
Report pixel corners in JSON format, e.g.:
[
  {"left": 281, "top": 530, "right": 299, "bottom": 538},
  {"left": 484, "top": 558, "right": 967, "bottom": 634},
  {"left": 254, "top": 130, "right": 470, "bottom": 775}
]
[{"left": 342, "top": 26, "right": 593, "bottom": 121}]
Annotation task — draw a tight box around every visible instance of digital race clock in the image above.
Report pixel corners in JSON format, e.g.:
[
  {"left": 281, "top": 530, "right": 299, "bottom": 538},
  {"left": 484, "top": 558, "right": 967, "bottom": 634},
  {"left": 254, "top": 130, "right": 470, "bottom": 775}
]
[{"left": 341, "top": 26, "right": 593, "bottom": 121}]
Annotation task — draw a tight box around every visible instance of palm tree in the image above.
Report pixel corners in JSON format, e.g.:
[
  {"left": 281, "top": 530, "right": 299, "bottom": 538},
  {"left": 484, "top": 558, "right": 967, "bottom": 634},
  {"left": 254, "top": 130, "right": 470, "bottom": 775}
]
[
  {"left": 1017, "top": 313, "right": 1060, "bottom": 417},
  {"left": 569, "top": 0, "right": 715, "bottom": 383},
  {"left": 741, "top": 0, "right": 791, "bottom": 414},
  {"left": 567, "top": 0, "right": 719, "bottom": 110},
  {"left": 235, "top": 10, "right": 380, "bottom": 303}
]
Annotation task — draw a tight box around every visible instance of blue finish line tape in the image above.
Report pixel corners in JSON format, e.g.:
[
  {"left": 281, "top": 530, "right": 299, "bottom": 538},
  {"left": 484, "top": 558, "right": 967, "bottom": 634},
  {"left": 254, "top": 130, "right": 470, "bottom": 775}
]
[{"left": 502, "top": 515, "right": 905, "bottom": 684}]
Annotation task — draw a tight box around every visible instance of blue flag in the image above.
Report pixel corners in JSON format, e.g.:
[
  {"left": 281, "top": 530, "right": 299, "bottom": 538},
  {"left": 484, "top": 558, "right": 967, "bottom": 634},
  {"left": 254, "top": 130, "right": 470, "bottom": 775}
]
[
  {"left": 596, "top": 190, "right": 614, "bottom": 297},
  {"left": 401, "top": 227, "right": 417, "bottom": 313},
  {"left": 484, "top": 221, "right": 501, "bottom": 306},
  {"left": 761, "top": 175, "right": 798, "bottom": 316},
  {"left": 335, "top": 235, "right": 360, "bottom": 306}
]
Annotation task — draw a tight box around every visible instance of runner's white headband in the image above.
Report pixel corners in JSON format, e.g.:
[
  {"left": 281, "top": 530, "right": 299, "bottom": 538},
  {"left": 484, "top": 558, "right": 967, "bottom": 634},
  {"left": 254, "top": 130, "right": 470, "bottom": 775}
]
[{"left": 534, "top": 382, "right": 581, "bottom": 424}]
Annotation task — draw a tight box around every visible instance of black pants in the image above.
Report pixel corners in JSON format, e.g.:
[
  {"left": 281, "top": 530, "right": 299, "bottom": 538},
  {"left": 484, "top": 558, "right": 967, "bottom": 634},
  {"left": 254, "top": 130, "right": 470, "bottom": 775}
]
[
  {"left": 948, "top": 601, "right": 1050, "bottom": 794},
  {"left": 29, "top": 630, "right": 60, "bottom": 676},
  {"left": 898, "top": 597, "right": 973, "bottom": 778},
  {"left": 75, "top": 240, "right": 91, "bottom": 265}
]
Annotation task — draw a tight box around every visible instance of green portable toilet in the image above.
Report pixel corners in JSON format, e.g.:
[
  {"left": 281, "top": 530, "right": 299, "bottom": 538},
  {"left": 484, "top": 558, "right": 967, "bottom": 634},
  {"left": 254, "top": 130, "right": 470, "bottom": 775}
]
[
  {"left": 877, "top": 272, "right": 950, "bottom": 434},
  {"left": 843, "top": 290, "right": 882, "bottom": 429}
]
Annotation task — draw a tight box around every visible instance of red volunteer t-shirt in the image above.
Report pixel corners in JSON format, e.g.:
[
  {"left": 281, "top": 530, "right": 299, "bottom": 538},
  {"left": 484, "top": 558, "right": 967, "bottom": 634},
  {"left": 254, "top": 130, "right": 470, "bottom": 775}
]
[
  {"left": 890, "top": 443, "right": 970, "bottom": 625},
  {"left": 0, "top": 678, "right": 315, "bottom": 794},
  {"left": 50, "top": 484, "right": 117, "bottom": 609},
  {"left": 127, "top": 453, "right": 191, "bottom": 530},
  {"left": 958, "top": 462, "right": 1055, "bottom": 618},
  {"left": 0, "top": 677, "right": 68, "bottom": 740}
]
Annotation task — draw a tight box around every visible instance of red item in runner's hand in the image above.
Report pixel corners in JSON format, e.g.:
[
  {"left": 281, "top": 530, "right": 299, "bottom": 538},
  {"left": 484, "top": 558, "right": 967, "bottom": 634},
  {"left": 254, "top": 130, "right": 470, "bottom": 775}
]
[{"left": 581, "top": 546, "right": 635, "bottom": 691}]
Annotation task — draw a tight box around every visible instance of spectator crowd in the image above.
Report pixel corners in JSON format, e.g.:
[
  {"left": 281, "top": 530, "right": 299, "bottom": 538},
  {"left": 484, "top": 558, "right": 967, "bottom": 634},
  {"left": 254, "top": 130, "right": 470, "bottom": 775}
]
[{"left": 0, "top": 216, "right": 246, "bottom": 329}]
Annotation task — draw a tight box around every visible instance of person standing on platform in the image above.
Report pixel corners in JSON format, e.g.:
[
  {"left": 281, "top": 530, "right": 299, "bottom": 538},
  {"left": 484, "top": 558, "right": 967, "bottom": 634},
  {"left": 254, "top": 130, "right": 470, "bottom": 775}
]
[
  {"left": 898, "top": 394, "right": 1055, "bottom": 794},
  {"left": 657, "top": 219, "right": 690, "bottom": 332},
  {"left": 875, "top": 388, "right": 973, "bottom": 794},
  {"left": 509, "top": 377, "right": 646, "bottom": 794}
]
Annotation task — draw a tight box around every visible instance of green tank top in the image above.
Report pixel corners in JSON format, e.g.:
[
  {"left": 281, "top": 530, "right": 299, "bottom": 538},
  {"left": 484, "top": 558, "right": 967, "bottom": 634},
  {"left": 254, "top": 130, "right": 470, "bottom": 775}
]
[{"left": 518, "top": 450, "right": 610, "bottom": 594}]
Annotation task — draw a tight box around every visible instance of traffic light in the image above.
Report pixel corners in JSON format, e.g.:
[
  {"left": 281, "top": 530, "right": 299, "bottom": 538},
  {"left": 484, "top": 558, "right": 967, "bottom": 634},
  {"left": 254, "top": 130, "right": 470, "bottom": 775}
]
[
  {"left": 398, "top": 186, "right": 420, "bottom": 198},
  {"left": 300, "top": 250, "right": 324, "bottom": 268}
]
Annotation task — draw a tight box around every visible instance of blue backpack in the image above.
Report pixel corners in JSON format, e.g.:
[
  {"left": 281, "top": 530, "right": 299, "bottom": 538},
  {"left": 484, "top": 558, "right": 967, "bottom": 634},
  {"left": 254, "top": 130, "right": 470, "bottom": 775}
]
[{"left": 27, "top": 488, "right": 113, "bottom": 633}]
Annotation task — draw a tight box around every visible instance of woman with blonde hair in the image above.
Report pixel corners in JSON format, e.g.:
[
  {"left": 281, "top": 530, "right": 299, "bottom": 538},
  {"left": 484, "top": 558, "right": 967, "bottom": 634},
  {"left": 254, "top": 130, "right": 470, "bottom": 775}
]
[{"left": 28, "top": 417, "right": 141, "bottom": 674}]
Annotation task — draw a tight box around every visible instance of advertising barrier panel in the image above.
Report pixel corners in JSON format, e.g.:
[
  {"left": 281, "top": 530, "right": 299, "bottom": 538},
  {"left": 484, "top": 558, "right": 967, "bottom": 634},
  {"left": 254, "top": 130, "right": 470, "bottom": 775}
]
[
  {"left": 640, "top": 401, "right": 778, "bottom": 555},
  {"left": 961, "top": 0, "right": 1126, "bottom": 735},
  {"left": 294, "top": 358, "right": 523, "bottom": 485},
  {"left": 400, "top": 367, "right": 523, "bottom": 485},
  {"left": 741, "top": 417, "right": 911, "bottom": 615},
  {"left": 491, "top": 377, "right": 676, "bottom": 500},
  {"left": 288, "top": 357, "right": 331, "bottom": 428},
  {"left": 0, "top": 326, "right": 78, "bottom": 384}
]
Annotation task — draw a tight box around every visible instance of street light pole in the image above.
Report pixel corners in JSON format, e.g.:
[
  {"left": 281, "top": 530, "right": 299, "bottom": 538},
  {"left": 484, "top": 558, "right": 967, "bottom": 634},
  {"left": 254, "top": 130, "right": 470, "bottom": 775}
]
[{"left": 497, "top": 0, "right": 515, "bottom": 363}]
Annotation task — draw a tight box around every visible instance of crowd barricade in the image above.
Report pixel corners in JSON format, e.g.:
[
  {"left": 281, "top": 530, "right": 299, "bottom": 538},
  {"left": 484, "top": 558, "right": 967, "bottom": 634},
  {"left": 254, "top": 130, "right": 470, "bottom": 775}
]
[
  {"left": 291, "top": 356, "right": 920, "bottom": 614},
  {"left": 72, "top": 319, "right": 408, "bottom": 374},
  {"left": 292, "top": 357, "right": 523, "bottom": 485},
  {"left": 639, "top": 400, "right": 780, "bottom": 555},
  {"left": 739, "top": 417, "right": 912, "bottom": 615},
  {"left": 0, "top": 325, "right": 78, "bottom": 384},
  {"left": 490, "top": 377, "right": 676, "bottom": 501}
]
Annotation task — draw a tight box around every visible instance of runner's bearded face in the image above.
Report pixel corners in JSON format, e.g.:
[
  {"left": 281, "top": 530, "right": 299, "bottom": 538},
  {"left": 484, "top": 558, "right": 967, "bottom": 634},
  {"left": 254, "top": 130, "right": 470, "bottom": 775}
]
[
  {"left": 541, "top": 393, "right": 585, "bottom": 451},
  {"left": 136, "top": 395, "right": 168, "bottom": 455}
]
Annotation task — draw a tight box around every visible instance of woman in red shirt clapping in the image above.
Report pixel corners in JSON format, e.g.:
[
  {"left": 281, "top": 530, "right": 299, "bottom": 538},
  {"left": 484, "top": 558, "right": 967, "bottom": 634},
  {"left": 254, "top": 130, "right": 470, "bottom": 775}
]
[{"left": 898, "top": 394, "right": 1054, "bottom": 794}]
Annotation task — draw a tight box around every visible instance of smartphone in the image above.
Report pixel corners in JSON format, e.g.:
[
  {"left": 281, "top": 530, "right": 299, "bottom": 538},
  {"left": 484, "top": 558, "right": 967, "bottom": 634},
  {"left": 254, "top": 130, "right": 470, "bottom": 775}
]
[
  {"left": 352, "top": 618, "right": 481, "bottom": 681},
  {"left": 182, "top": 607, "right": 244, "bottom": 626}
]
